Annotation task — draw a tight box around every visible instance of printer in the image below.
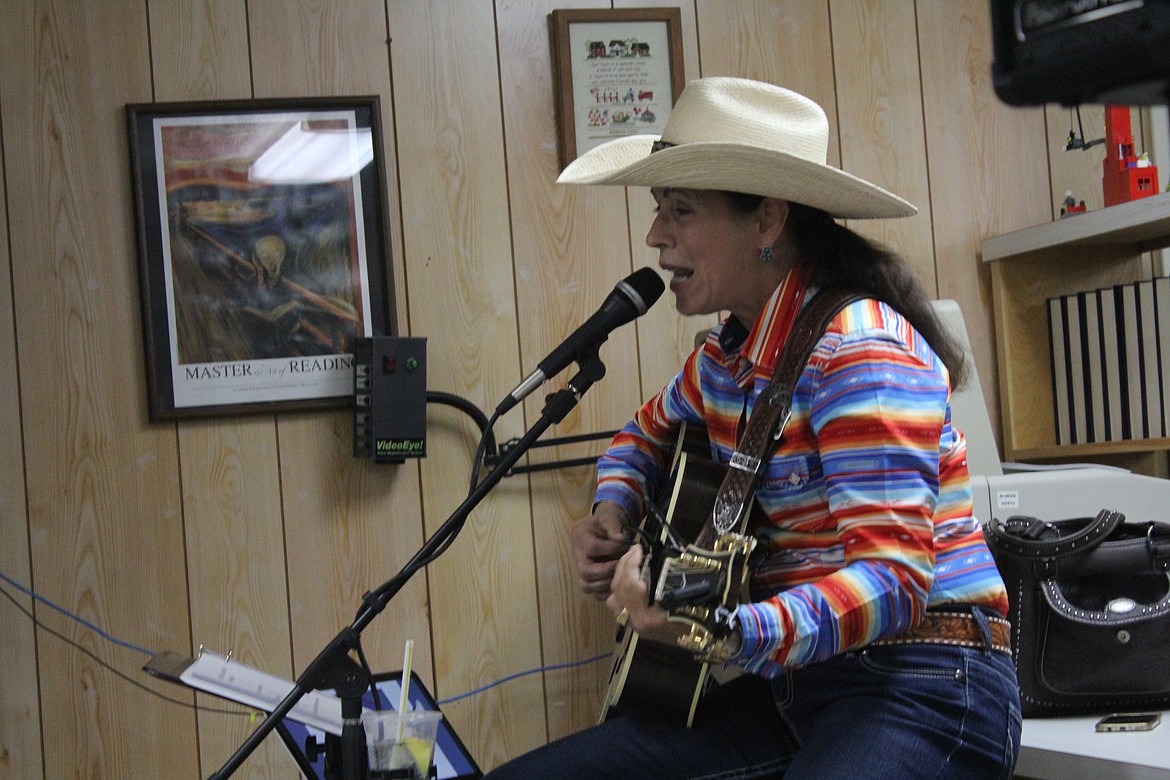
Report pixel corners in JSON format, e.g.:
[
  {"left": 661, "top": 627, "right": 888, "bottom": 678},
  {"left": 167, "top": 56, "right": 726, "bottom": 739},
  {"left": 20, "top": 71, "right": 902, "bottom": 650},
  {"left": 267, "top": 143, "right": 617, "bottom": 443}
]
[{"left": 935, "top": 299, "right": 1170, "bottom": 526}]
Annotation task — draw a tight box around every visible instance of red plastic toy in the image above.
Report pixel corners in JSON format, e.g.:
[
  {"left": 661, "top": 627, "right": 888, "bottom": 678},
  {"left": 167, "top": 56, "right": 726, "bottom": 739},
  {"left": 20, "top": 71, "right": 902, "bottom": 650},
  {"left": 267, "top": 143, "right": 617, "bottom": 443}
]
[{"left": 1102, "top": 105, "right": 1159, "bottom": 207}]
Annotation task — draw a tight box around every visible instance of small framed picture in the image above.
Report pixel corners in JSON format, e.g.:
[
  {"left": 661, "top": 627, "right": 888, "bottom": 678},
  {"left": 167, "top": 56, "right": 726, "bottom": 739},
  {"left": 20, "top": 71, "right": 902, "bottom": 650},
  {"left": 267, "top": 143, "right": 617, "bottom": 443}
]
[
  {"left": 550, "top": 7, "right": 685, "bottom": 169},
  {"left": 126, "top": 96, "right": 394, "bottom": 420}
]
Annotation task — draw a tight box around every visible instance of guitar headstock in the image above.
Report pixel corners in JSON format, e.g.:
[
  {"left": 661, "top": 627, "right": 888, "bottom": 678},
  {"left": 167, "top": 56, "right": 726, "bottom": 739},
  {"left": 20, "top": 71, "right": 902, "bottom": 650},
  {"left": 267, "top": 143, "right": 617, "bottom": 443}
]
[{"left": 654, "top": 532, "right": 756, "bottom": 628}]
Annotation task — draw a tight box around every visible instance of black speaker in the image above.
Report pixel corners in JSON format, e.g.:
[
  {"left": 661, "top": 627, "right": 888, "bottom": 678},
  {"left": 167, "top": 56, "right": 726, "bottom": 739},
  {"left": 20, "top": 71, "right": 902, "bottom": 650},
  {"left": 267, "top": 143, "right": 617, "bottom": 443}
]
[
  {"left": 353, "top": 336, "right": 427, "bottom": 463},
  {"left": 991, "top": 0, "right": 1170, "bottom": 106}
]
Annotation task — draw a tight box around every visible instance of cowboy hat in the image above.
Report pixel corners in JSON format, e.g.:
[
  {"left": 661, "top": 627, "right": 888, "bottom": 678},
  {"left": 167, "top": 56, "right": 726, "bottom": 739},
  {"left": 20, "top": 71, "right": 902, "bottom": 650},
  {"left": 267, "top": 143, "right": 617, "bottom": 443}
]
[{"left": 556, "top": 77, "right": 916, "bottom": 220}]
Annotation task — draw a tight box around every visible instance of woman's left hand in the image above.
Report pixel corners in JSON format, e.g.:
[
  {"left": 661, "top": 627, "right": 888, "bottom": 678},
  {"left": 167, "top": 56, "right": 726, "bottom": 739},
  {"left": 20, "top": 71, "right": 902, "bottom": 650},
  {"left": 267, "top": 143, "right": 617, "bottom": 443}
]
[{"left": 605, "top": 544, "right": 687, "bottom": 646}]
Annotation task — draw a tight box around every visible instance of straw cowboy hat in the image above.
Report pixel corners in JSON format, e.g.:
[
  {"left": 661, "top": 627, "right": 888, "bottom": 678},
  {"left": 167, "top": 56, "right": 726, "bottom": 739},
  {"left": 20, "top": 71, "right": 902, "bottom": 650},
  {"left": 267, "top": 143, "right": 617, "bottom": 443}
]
[{"left": 556, "top": 77, "right": 916, "bottom": 220}]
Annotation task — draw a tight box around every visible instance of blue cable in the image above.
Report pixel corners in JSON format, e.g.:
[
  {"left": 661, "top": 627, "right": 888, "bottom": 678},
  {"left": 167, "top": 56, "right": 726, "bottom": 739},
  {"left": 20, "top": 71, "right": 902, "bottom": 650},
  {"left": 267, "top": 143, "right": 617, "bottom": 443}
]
[
  {"left": 436, "top": 652, "right": 611, "bottom": 706},
  {"left": 0, "top": 569, "right": 155, "bottom": 656},
  {"left": 0, "top": 568, "right": 609, "bottom": 705}
]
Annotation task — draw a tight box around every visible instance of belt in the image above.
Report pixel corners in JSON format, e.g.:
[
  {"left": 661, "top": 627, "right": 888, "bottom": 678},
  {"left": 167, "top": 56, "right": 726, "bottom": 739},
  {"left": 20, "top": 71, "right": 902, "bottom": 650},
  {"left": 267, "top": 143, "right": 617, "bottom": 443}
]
[{"left": 869, "top": 611, "right": 1012, "bottom": 655}]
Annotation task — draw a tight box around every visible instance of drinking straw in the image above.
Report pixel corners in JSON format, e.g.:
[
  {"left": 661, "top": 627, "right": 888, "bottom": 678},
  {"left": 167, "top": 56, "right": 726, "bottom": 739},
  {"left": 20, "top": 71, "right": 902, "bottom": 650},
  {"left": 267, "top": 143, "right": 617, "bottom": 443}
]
[{"left": 397, "top": 639, "right": 414, "bottom": 741}]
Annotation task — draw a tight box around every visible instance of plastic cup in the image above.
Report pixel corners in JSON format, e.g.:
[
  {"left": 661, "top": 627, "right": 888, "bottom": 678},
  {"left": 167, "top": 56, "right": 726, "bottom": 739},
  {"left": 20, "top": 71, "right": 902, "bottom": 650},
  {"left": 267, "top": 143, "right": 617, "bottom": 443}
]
[{"left": 361, "top": 709, "right": 442, "bottom": 779}]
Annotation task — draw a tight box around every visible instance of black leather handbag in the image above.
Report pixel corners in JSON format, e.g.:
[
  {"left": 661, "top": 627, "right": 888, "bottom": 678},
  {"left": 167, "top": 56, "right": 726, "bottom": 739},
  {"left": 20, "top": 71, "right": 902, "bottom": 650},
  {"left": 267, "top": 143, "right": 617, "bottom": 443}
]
[{"left": 983, "top": 509, "right": 1170, "bottom": 716}]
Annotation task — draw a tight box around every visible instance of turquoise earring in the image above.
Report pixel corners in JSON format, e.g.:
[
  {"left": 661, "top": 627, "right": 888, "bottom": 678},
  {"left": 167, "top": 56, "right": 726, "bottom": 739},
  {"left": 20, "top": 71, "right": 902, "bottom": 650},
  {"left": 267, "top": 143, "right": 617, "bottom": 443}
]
[{"left": 760, "top": 246, "right": 774, "bottom": 263}]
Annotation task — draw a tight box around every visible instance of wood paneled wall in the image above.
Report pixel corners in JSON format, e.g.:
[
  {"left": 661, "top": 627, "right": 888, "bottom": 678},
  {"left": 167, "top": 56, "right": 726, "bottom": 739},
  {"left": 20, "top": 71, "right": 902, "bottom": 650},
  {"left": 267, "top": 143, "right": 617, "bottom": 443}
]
[{"left": 0, "top": 1, "right": 1118, "bottom": 776}]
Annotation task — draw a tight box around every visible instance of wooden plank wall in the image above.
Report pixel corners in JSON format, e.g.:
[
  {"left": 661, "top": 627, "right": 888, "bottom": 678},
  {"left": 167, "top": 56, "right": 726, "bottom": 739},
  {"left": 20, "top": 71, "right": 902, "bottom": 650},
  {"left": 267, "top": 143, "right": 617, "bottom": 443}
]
[{"left": 0, "top": 1, "right": 1124, "bottom": 776}]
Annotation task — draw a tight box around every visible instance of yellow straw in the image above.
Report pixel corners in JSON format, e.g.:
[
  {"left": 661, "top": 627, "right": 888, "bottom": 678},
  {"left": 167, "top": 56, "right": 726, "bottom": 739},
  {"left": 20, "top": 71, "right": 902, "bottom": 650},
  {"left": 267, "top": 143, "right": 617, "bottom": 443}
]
[{"left": 397, "top": 639, "right": 414, "bottom": 740}]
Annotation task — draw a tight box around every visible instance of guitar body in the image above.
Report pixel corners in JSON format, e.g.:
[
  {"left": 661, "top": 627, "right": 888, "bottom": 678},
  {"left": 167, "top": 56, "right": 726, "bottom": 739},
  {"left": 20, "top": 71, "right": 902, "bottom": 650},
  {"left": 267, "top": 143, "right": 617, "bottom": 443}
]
[
  {"left": 602, "top": 621, "right": 711, "bottom": 725},
  {"left": 599, "top": 443, "right": 755, "bottom": 727},
  {"left": 600, "top": 290, "right": 853, "bottom": 727}
]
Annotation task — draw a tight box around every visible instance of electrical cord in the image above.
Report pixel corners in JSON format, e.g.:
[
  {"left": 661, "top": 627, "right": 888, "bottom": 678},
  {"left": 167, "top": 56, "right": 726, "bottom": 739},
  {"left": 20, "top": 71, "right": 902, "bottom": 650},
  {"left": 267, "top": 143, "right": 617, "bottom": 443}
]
[
  {"left": 427, "top": 391, "right": 497, "bottom": 458},
  {"left": 0, "top": 568, "right": 154, "bottom": 656},
  {"left": 0, "top": 391, "right": 619, "bottom": 721},
  {"left": 0, "top": 568, "right": 609, "bottom": 712},
  {"left": 434, "top": 652, "right": 611, "bottom": 706},
  {"left": 358, "top": 405, "right": 500, "bottom": 609},
  {"left": 424, "top": 389, "right": 616, "bottom": 480},
  {"left": 0, "top": 574, "right": 247, "bottom": 717},
  {"left": 1066, "top": 105, "right": 1105, "bottom": 151}
]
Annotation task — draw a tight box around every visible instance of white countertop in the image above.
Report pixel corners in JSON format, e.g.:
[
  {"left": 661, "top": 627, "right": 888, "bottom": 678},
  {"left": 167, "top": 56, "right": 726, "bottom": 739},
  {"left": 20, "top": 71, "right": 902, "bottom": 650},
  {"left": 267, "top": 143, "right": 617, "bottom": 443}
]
[{"left": 1018, "top": 712, "right": 1170, "bottom": 779}]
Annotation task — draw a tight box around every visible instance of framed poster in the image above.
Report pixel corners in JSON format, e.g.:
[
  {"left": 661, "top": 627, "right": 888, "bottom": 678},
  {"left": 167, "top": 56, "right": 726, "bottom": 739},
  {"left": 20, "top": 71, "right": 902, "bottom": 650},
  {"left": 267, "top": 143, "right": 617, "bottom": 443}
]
[
  {"left": 126, "top": 96, "right": 394, "bottom": 420},
  {"left": 550, "top": 7, "right": 685, "bottom": 169}
]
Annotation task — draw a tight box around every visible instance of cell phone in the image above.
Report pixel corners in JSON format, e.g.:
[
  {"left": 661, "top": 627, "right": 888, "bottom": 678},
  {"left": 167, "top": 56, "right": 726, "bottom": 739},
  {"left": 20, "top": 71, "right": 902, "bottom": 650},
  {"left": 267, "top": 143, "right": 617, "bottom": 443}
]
[{"left": 1094, "top": 712, "right": 1162, "bottom": 732}]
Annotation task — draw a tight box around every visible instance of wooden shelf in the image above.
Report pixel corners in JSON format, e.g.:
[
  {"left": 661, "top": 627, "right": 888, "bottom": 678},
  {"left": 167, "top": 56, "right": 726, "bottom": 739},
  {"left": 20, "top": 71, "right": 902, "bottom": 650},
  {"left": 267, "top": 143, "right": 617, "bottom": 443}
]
[
  {"left": 983, "top": 190, "right": 1170, "bottom": 263},
  {"left": 983, "top": 192, "right": 1170, "bottom": 469},
  {"left": 1009, "top": 437, "right": 1170, "bottom": 461}
]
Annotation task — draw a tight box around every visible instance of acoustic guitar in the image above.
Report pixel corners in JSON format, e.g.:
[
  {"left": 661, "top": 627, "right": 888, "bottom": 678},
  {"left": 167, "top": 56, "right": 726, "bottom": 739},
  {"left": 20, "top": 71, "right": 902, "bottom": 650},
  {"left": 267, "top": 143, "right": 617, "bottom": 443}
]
[
  {"left": 599, "top": 290, "right": 857, "bottom": 727},
  {"left": 599, "top": 429, "right": 760, "bottom": 727}
]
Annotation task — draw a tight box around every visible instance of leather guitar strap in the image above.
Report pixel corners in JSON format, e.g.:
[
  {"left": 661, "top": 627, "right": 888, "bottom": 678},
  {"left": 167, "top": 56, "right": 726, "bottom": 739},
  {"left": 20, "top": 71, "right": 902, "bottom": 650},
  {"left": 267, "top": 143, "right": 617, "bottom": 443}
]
[{"left": 694, "top": 288, "right": 863, "bottom": 550}]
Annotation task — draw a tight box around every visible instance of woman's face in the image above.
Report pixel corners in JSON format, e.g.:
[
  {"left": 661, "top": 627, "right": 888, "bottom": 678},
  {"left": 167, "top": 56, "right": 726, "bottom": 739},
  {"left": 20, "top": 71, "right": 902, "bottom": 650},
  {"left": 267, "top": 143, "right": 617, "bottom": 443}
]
[{"left": 646, "top": 187, "right": 782, "bottom": 325}]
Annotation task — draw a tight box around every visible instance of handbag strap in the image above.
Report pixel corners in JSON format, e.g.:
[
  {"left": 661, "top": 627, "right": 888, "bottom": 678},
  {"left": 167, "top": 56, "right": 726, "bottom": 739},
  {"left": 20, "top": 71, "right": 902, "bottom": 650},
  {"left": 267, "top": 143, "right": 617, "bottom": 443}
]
[
  {"left": 984, "top": 508, "right": 1124, "bottom": 557},
  {"left": 694, "top": 288, "right": 862, "bottom": 550},
  {"left": 987, "top": 511, "right": 1170, "bottom": 578},
  {"left": 1149, "top": 521, "right": 1170, "bottom": 572}
]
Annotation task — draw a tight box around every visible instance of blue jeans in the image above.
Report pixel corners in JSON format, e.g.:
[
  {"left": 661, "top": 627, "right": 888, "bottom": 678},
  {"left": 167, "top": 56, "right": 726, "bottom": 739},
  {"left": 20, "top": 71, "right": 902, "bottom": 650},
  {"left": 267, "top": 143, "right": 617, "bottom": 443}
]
[{"left": 484, "top": 643, "right": 1021, "bottom": 779}]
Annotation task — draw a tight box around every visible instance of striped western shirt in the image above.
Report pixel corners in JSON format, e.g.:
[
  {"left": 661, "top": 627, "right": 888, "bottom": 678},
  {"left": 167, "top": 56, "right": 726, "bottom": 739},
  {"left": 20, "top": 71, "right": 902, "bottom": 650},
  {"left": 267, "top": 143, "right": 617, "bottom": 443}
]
[{"left": 594, "top": 267, "right": 1010, "bottom": 676}]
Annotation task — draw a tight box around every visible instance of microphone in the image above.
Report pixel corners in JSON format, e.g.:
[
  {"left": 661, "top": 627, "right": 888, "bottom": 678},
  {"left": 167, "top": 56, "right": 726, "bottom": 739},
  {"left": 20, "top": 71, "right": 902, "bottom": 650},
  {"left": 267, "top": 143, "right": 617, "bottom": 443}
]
[{"left": 496, "top": 267, "right": 665, "bottom": 414}]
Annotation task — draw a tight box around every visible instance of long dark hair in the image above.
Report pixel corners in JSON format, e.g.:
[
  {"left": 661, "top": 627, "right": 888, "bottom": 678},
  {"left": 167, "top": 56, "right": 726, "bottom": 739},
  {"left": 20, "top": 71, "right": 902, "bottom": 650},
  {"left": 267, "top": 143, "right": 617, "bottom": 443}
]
[{"left": 726, "top": 193, "right": 968, "bottom": 389}]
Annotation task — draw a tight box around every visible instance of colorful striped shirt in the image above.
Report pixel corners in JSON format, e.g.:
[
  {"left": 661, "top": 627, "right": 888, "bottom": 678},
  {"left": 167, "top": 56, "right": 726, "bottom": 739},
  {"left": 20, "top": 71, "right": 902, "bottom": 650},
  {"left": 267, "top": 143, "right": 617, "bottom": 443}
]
[{"left": 594, "top": 267, "right": 1010, "bottom": 677}]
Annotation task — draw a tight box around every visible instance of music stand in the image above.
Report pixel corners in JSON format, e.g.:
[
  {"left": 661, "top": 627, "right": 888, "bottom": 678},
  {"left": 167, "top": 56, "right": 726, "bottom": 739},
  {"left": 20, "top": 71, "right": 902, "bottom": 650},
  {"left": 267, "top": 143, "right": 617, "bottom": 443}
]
[
  {"left": 144, "top": 651, "right": 480, "bottom": 779},
  {"left": 277, "top": 670, "right": 480, "bottom": 780}
]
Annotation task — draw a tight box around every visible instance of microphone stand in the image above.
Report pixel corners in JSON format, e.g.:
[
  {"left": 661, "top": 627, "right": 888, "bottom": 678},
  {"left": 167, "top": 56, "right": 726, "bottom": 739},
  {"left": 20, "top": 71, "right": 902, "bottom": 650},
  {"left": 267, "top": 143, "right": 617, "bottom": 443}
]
[{"left": 208, "top": 351, "right": 608, "bottom": 779}]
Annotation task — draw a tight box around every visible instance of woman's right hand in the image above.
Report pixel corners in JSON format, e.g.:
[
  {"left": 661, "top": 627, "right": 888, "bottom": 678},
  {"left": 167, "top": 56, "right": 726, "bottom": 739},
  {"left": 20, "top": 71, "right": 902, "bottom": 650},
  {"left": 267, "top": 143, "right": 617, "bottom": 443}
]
[{"left": 570, "top": 501, "right": 633, "bottom": 599}]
